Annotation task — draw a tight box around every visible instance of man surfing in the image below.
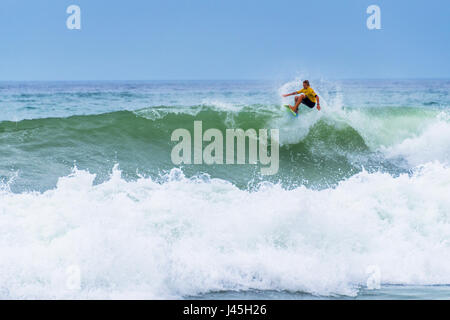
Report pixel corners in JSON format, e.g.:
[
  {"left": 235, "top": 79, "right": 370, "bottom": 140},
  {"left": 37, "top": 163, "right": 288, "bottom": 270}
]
[{"left": 282, "top": 80, "right": 321, "bottom": 114}]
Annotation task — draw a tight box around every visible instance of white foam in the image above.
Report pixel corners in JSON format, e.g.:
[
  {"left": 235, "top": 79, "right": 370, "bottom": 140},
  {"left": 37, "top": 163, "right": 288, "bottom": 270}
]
[
  {"left": 382, "top": 116, "right": 450, "bottom": 166},
  {"left": 133, "top": 106, "right": 203, "bottom": 121},
  {"left": 1, "top": 163, "right": 450, "bottom": 299}
]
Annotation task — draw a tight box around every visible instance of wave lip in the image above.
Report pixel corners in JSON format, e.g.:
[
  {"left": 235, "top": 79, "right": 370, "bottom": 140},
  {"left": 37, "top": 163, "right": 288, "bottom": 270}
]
[{"left": 1, "top": 162, "right": 450, "bottom": 299}]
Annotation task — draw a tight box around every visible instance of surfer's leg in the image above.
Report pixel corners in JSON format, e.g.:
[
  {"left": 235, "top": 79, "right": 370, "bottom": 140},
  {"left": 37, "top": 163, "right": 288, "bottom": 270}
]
[{"left": 293, "top": 95, "right": 304, "bottom": 112}]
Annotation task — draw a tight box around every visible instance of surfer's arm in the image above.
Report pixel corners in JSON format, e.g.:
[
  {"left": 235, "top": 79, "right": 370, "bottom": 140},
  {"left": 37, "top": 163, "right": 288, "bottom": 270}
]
[
  {"left": 315, "top": 95, "right": 321, "bottom": 110},
  {"left": 282, "top": 91, "right": 299, "bottom": 97}
]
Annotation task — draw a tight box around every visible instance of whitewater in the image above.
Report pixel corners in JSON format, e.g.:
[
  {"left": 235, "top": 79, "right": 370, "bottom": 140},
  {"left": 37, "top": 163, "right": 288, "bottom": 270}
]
[{"left": 0, "top": 79, "right": 449, "bottom": 299}]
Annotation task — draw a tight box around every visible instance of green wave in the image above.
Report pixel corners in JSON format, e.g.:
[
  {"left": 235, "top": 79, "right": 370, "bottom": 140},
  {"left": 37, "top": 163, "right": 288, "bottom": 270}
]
[{"left": 0, "top": 105, "right": 445, "bottom": 191}]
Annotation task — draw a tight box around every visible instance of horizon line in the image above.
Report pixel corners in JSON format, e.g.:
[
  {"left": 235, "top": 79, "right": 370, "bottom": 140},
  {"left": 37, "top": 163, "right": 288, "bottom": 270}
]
[{"left": 1, "top": 77, "right": 450, "bottom": 82}]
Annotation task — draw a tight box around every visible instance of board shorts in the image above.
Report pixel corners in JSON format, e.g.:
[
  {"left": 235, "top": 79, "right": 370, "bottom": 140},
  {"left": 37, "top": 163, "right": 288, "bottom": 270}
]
[{"left": 301, "top": 96, "right": 316, "bottom": 108}]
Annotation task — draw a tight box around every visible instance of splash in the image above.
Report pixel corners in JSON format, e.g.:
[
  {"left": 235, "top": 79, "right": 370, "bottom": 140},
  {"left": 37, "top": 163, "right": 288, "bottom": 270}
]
[{"left": 1, "top": 163, "right": 450, "bottom": 299}]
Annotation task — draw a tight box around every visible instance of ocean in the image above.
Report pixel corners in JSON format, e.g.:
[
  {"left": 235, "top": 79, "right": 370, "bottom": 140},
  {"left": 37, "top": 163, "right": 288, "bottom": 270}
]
[{"left": 1, "top": 79, "right": 450, "bottom": 299}]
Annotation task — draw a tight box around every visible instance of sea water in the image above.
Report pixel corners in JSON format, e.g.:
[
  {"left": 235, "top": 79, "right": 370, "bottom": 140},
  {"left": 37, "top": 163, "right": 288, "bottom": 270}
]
[{"left": 0, "top": 79, "right": 449, "bottom": 299}]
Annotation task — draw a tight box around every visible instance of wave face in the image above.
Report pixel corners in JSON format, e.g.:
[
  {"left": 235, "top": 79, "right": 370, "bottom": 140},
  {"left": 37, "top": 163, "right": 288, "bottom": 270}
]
[
  {"left": 0, "top": 80, "right": 450, "bottom": 298},
  {"left": 1, "top": 103, "right": 448, "bottom": 191}
]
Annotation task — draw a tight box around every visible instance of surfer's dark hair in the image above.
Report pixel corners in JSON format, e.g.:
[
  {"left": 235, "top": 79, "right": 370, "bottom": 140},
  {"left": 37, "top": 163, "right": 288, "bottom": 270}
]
[{"left": 303, "top": 80, "right": 310, "bottom": 85}]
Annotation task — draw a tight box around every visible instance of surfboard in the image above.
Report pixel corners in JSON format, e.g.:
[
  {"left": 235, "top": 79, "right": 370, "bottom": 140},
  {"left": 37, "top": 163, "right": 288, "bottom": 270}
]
[{"left": 284, "top": 105, "right": 298, "bottom": 117}]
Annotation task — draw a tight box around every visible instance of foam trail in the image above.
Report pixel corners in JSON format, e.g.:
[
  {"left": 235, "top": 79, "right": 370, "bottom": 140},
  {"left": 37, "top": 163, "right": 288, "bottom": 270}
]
[{"left": 1, "top": 163, "right": 450, "bottom": 299}]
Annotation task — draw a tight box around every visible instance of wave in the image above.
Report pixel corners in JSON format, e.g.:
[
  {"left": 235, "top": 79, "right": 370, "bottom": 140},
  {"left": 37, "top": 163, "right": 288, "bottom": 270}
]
[
  {"left": 0, "top": 104, "right": 448, "bottom": 191},
  {"left": 1, "top": 104, "right": 446, "bottom": 150},
  {"left": 1, "top": 162, "right": 450, "bottom": 299},
  {"left": 381, "top": 113, "right": 450, "bottom": 166}
]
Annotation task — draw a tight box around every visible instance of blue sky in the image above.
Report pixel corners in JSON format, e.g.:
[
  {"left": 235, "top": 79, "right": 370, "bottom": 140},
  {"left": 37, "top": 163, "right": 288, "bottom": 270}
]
[{"left": 0, "top": 0, "right": 449, "bottom": 80}]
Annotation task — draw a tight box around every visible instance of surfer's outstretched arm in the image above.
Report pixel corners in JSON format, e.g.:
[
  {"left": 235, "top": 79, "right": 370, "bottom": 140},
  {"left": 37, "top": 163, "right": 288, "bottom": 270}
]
[
  {"left": 282, "top": 92, "right": 298, "bottom": 97},
  {"left": 316, "top": 95, "right": 321, "bottom": 110}
]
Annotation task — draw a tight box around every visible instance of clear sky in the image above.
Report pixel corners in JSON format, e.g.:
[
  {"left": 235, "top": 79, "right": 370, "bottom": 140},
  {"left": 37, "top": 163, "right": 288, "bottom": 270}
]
[{"left": 1, "top": 0, "right": 449, "bottom": 80}]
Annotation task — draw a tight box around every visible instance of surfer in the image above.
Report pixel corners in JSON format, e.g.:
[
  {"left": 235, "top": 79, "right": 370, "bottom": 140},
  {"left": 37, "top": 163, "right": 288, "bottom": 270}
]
[{"left": 283, "top": 80, "right": 321, "bottom": 114}]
